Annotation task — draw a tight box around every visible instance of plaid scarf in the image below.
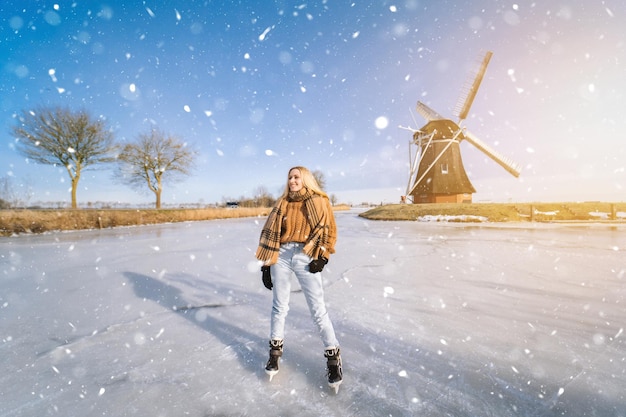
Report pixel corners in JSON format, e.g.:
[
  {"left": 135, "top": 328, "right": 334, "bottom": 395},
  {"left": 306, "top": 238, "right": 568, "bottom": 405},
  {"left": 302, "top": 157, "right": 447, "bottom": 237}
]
[{"left": 256, "top": 189, "right": 336, "bottom": 265}]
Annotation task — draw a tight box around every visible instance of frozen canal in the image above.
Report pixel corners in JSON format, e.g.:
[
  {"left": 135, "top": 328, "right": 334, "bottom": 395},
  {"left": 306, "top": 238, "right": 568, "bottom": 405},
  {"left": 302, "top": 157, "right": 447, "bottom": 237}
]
[{"left": 1, "top": 211, "right": 625, "bottom": 416}]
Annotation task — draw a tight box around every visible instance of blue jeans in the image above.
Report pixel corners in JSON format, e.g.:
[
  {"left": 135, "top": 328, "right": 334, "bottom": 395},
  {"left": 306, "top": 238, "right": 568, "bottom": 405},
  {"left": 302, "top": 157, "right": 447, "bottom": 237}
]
[{"left": 270, "top": 242, "right": 339, "bottom": 349}]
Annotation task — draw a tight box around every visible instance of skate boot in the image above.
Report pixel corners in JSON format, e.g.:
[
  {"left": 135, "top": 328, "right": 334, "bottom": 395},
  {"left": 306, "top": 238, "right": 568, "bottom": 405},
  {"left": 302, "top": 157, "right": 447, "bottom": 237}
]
[
  {"left": 324, "top": 347, "right": 343, "bottom": 393},
  {"left": 265, "top": 339, "right": 283, "bottom": 381}
]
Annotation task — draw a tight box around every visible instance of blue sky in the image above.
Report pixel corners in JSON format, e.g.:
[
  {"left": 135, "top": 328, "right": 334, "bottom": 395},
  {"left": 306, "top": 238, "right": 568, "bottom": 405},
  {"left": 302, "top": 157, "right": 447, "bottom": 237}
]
[{"left": 1, "top": 1, "right": 625, "bottom": 206}]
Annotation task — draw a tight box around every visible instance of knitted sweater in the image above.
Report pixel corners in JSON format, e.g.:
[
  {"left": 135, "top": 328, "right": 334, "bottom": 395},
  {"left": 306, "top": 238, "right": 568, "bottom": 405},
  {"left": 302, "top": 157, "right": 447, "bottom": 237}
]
[{"left": 280, "top": 200, "right": 311, "bottom": 244}]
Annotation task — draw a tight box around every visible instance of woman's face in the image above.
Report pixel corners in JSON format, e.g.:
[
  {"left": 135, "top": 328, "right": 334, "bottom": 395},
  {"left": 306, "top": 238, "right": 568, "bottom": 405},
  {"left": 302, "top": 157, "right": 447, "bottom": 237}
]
[{"left": 288, "top": 169, "right": 304, "bottom": 192}]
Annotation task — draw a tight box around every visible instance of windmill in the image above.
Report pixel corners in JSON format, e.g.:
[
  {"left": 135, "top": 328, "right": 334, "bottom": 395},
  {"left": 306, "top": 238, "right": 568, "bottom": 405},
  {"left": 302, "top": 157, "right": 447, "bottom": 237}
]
[{"left": 405, "top": 51, "right": 521, "bottom": 204}]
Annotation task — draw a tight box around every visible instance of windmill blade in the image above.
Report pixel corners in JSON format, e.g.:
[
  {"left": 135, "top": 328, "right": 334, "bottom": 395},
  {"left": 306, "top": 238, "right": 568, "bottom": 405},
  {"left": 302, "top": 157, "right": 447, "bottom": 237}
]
[
  {"left": 406, "top": 130, "right": 436, "bottom": 196},
  {"left": 463, "top": 129, "right": 521, "bottom": 178},
  {"left": 407, "top": 129, "right": 464, "bottom": 197},
  {"left": 416, "top": 101, "right": 445, "bottom": 122},
  {"left": 454, "top": 51, "right": 493, "bottom": 121}
]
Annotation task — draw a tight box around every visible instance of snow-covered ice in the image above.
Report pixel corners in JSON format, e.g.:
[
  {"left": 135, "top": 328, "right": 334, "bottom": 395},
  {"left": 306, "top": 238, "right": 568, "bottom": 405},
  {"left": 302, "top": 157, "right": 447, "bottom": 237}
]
[{"left": 1, "top": 211, "right": 625, "bottom": 416}]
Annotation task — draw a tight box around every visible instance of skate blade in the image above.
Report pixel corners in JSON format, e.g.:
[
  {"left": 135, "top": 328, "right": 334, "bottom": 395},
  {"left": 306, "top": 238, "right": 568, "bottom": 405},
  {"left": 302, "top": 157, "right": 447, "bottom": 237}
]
[
  {"left": 265, "top": 369, "right": 279, "bottom": 381},
  {"left": 329, "top": 380, "right": 342, "bottom": 394}
]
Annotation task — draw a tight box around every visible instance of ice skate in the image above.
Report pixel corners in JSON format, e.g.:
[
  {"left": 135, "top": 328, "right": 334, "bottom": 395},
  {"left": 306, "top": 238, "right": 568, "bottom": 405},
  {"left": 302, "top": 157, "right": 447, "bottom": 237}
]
[
  {"left": 265, "top": 339, "right": 283, "bottom": 381},
  {"left": 325, "top": 347, "right": 343, "bottom": 394}
]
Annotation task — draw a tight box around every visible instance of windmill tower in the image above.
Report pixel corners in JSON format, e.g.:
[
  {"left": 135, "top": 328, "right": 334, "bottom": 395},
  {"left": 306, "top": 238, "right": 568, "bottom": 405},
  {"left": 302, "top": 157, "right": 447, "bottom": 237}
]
[{"left": 405, "top": 51, "right": 521, "bottom": 204}]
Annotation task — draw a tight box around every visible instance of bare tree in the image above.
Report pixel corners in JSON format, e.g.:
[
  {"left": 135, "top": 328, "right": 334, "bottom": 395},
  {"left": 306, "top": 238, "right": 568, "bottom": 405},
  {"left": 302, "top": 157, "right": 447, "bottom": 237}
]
[
  {"left": 116, "top": 129, "right": 197, "bottom": 209},
  {"left": 11, "top": 106, "right": 117, "bottom": 208},
  {"left": 0, "top": 176, "right": 33, "bottom": 208},
  {"left": 0, "top": 177, "right": 16, "bottom": 208},
  {"left": 0, "top": 178, "right": 10, "bottom": 209},
  {"left": 312, "top": 169, "right": 326, "bottom": 190},
  {"left": 252, "top": 185, "right": 276, "bottom": 207}
]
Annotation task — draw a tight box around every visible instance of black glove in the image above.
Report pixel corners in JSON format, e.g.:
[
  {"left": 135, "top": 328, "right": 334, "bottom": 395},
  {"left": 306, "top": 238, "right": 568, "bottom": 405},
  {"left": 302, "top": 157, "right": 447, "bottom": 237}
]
[
  {"left": 261, "top": 266, "right": 272, "bottom": 290},
  {"left": 308, "top": 257, "right": 328, "bottom": 273}
]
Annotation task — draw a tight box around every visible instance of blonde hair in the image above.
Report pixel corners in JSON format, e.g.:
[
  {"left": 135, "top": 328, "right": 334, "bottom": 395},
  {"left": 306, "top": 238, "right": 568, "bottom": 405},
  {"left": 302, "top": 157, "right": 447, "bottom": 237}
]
[{"left": 280, "top": 166, "right": 328, "bottom": 199}]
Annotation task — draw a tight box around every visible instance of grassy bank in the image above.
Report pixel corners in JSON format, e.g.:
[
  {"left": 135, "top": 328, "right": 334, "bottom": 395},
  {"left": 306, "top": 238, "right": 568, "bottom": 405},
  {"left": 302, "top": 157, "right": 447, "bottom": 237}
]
[
  {"left": 0, "top": 207, "right": 271, "bottom": 237},
  {"left": 2, "top": 202, "right": 623, "bottom": 237},
  {"left": 359, "top": 202, "right": 626, "bottom": 222}
]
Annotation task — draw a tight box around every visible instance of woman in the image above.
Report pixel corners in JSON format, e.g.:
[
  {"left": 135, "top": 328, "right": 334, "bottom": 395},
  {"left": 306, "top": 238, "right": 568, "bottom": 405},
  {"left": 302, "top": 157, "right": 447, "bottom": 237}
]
[{"left": 256, "top": 166, "right": 343, "bottom": 391}]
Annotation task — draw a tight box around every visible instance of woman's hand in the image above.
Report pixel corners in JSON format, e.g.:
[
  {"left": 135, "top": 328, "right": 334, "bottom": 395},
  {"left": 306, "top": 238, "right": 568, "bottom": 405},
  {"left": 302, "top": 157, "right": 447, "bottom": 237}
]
[
  {"left": 308, "top": 257, "right": 328, "bottom": 273},
  {"left": 261, "top": 266, "right": 273, "bottom": 290}
]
